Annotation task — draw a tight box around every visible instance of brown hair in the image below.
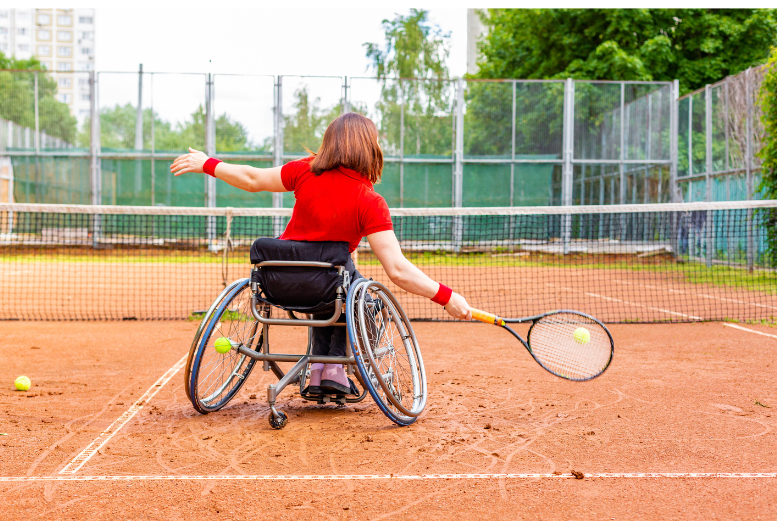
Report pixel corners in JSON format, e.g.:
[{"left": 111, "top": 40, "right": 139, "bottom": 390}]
[{"left": 309, "top": 113, "right": 383, "bottom": 184}]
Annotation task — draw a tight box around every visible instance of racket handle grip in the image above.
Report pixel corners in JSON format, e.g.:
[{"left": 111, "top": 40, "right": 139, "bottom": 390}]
[{"left": 471, "top": 309, "right": 505, "bottom": 326}]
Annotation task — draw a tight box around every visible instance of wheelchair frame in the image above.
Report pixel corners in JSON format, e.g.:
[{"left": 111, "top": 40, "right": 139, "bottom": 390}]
[{"left": 187, "top": 257, "right": 427, "bottom": 429}]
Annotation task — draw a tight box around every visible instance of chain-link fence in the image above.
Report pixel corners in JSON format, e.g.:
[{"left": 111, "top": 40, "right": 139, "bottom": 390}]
[
  {"left": 676, "top": 65, "right": 767, "bottom": 203},
  {"left": 0, "top": 68, "right": 771, "bottom": 210}
]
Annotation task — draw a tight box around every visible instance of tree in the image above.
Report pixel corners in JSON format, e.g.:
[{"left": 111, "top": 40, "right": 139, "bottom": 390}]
[
  {"left": 79, "top": 103, "right": 253, "bottom": 152},
  {"left": 475, "top": 9, "right": 777, "bottom": 95},
  {"left": 0, "top": 52, "right": 77, "bottom": 142},
  {"left": 757, "top": 49, "right": 777, "bottom": 263},
  {"left": 364, "top": 9, "right": 453, "bottom": 157}
]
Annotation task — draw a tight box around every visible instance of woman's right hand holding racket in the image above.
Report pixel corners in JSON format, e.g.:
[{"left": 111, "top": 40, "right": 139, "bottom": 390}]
[{"left": 445, "top": 292, "right": 472, "bottom": 321}]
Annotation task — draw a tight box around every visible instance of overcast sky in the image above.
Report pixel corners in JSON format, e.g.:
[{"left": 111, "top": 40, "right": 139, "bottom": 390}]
[
  {"left": 95, "top": 8, "right": 467, "bottom": 77},
  {"left": 91, "top": 7, "right": 467, "bottom": 141}
]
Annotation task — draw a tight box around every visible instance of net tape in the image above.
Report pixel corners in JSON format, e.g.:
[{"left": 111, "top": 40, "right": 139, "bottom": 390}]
[{"left": 1, "top": 202, "right": 775, "bottom": 322}]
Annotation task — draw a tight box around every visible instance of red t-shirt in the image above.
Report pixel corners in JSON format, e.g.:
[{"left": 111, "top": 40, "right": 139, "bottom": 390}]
[{"left": 279, "top": 158, "right": 393, "bottom": 252}]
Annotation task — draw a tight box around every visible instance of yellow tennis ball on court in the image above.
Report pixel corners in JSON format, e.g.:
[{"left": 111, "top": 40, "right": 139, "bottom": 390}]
[
  {"left": 573, "top": 327, "right": 591, "bottom": 345},
  {"left": 214, "top": 337, "right": 233, "bottom": 354},
  {"left": 15, "top": 376, "right": 31, "bottom": 391}
]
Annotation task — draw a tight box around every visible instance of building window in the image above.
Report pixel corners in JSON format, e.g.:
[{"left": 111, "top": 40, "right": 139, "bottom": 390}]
[
  {"left": 17, "top": 28, "right": 27, "bottom": 36},
  {"left": 16, "top": 11, "right": 29, "bottom": 20},
  {"left": 57, "top": 62, "right": 72, "bottom": 71},
  {"left": 37, "top": 29, "right": 51, "bottom": 40},
  {"left": 58, "top": 77, "right": 71, "bottom": 88},
  {"left": 58, "top": 93, "right": 72, "bottom": 103},
  {"left": 79, "top": 109, "right": 90, "bottom": 117},
  {"left": 57, "top": 46, "right": 72, "bottom": 57},
  {"left": 40, "top": 61, "right": 50, "bottom": 69},
  {"left": 57, "top": 30, "right": 72, "bottom": 41},
  {"left": 0, "top": 43, "right": 7, "bottom": 53},
  {"left": 77, "top": 61, "right": 92, "bottom": 71},
  {"left": 80, "top": 47, "right": 92, "bottom": 55},
  {"left": 37, "top": 13, "right": 51, "bottom": 25},
  {"left": 79, "top": 31, "right": 94, "bottom": 40},
  {"left": 18, "top": 44, "right": 29, "bottom": 52},
  {"left": 78, "top": 77, "right": 89, "bottom": 86},
  {"left": 0, "top": 27, "right": 7, "bottom": 35},
  {"left": 58, "top": 15, "right": 72, "bottom": 26},
  {"left": 81, "top": 93, "right": 90, "bottom": 102},
  {"left": 0, "top": 11, "right": 8, "bottom": 19},
  {"left": 78, "top": 16, "right": 93, "bottom": 24},
  {"left": 37, "top": 45, "right": 51, "bottom": 56}
]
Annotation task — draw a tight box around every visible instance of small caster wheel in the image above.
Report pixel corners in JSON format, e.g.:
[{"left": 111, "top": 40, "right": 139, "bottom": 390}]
[{"left": 269, "top": 411, "right": 288, "bottom": 430}]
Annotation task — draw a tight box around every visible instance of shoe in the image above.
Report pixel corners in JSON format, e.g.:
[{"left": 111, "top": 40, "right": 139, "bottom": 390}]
[
  {"left": 302, "top": 363, "right": 324, "bottom": 395},
  {"left": 320, "top": 364, "right": 351, "bottom": 394}
]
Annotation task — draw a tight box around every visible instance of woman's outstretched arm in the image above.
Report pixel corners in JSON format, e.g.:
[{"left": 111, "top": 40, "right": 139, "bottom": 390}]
[
  {"left": 170, "top": 148, "right": 286, "bottom": 193},
  {"left": 367, "top": 230, "right": 472, "bottom": 320}
]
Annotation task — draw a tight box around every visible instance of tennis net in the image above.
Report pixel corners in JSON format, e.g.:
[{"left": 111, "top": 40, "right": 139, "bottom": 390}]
[{"left": 1, "top": 201, "right": 775, "bottom": 323}]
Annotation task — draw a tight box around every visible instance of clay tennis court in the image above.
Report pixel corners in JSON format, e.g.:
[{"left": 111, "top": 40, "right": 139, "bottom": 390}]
[{"left": 2, "top": 317, "right": 776, "bottom": 519}]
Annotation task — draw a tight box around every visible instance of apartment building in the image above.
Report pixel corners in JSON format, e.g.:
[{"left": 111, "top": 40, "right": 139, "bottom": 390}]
[{"left": 0, "top": 8, "right": 95, "bottom": 119}]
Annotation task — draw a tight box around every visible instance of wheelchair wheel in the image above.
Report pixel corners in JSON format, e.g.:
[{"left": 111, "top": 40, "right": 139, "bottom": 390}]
[
  {"left": 187, "top": 278, "right": 261, "bottom": 414},
  {"left": 346, "top": 279, "right": 427, "bottom": 426}
]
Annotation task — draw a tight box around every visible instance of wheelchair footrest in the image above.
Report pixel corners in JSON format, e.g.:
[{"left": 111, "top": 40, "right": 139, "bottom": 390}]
[{"left": 301, "top": 392, "right": 348, "bottom": 405}]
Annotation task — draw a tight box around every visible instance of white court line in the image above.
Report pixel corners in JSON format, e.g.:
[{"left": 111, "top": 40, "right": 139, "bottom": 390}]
[
  {"left": 546, "top": 283, "right": 702, "bottom": 320},
  {"left": 613, "top": 280, "right": 777, "bottom": 311},
  {"left": 722, "top": 323, "right": 777, "bottom": 339},
  {"left": 2, "top": 473, "right": 776, "bottom": 483},
  {"left": 58, "top": 353, "right": 189, "bottom": 475}
]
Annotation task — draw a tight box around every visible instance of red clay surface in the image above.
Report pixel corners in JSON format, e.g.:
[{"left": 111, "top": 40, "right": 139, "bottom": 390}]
[{"left": 2, "top": 320, "right": 777, "bottom": 519}]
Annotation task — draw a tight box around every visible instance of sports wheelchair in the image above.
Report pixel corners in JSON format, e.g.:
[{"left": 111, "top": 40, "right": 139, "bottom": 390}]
[{"left": 184, "top": 238, "right": 427, "bottom": 429}]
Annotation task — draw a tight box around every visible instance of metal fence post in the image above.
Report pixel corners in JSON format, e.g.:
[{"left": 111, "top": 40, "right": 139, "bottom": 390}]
[
  {"left": 135, "top": 64, "right": 144, "bottom": 194},
  {"left": 150, "top": 73, "right": 155, "bottom": 207},
  {"left": 510, "top": 80, "right": 516, "bottom": 207},
  {"left": 452, "top": 78, "right": 465, "bottom": 252},
  {"left": 670, "top": 80, "right": 679, "bottom": 203},
  {"left": 33, "top": 72, "right": 40, "bottom": 154},
  {"left": 561, "top": 78, "right": 574, "bottom": 254},
  {"left": 705, "top": 84, "right": 713, "bottom": 268},
  {"left": 89, "top": 70, "right": 102, "bottom": 245},
  {"left": 342, "top": 76, "right": 350, "bottom": 114},
  {"left": 273, "top": 76, "right": 284, "bottom": 236},
  {"left": 399, "top": 79, "right": 405, "bottom": 208},
  {"left": 205, "top": 73, "right": 217, "bottom": 248},
  {"left": 745, "top": 68, "right": 754, "bottom": 272}
]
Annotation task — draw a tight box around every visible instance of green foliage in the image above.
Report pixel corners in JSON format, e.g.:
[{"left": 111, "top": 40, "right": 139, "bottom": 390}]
[
  {"left": 756, "top": 48, "right": 777, "bottom": 263},
  {"left": 279, "top": 86, "right": 341, "bottom": 155},
  {"left": 0, "top": 52, "right": 78, "bottom": 142},
  {"left": 475, "top": 9, "right": 777, "bottom": 95},
  {"left": 78, "top": 103, "right": 253, "bottom": 153},
  {"left": 365, "top": 9, "right": 453, "bottom": 157}
]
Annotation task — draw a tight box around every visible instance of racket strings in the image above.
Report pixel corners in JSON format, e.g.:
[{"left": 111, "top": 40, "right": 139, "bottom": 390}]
[{"left": 528, "top": 313, "right": 612, "bottom": 380}]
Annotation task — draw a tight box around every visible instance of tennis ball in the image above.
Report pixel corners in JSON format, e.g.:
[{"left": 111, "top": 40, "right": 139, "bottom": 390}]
[
  {"left": 15, "top": 376, "right": 31, "bottom": 391},
  {"left": 573, "top": 327, "right": 591, "bottom": 345},
  {"left": 214, "top": 337, "right": 233, "bottom": 354}
]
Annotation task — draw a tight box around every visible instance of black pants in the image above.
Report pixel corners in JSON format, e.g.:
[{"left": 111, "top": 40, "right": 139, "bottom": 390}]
[{"left": 310, "top": 265, "right": 363, "bottom": 358}]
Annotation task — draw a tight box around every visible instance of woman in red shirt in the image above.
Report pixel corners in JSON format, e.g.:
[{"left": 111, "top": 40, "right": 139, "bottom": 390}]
[{"left": 171, "top": 113, "right": 471, "bottom": 394}]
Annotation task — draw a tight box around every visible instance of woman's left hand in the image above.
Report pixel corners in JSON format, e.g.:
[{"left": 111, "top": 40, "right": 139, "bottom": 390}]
[{"left": 170, "top": 147, "right": 209, "bottom": 176}]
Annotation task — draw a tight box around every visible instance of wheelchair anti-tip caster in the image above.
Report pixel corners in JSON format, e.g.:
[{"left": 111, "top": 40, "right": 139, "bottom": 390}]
[{"left": 269, "top": 410, "right": 288, "bottom": 430}]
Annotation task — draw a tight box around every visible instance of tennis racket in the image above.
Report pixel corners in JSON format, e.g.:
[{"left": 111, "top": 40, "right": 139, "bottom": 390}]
[{"left": 471, "top": 309, "right": 614, "bottom": 381}]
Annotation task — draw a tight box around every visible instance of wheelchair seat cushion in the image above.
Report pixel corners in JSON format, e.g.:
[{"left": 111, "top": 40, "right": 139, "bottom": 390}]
[{"left": 250, "top": 238, "right": 355, "bottom": 313}]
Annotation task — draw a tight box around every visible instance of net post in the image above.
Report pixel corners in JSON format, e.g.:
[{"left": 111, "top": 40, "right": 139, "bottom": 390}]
[
  {"left": 745, "top": 68, "right": 754, "bottom": 273},
  {"left": 205, "top": 73, "right": 217, "bottom": 250},
  {"left": 89, "top": 70, "right": 102, "bottom": 246},
  {"left": 705, "top": 84, "right": 713, "bottom": 268},
  {"left": 561, "top": 78, "right": 574, "bottom": 254},
  {"left": 273, "top": 76, "right": 284, "bottom": 236},
  {"left": 342, "top": 76, "right": 349, "bottom": 114},
  {"left": 452, "top": 78, "right": 465, "bottom": 252}
]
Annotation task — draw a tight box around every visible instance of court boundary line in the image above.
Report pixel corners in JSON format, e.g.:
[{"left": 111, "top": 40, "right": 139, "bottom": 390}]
[
  {"left": 58, "top": 353, "right": 189, "bottom": 475},
  {"left": 2, "top": 473, "right": 776, "bottom": 483},
  {"left": 722, "top": 323, "right": 777, "bottom": 339}
]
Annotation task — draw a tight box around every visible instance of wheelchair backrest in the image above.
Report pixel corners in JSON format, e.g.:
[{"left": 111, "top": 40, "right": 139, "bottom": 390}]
[{"left": 250, "top": 238, "right": 352, "bottom": 312}]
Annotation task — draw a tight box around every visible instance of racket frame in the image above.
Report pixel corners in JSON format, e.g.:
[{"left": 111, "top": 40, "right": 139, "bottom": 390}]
[{"left": 487, "top": 310, "right": 614, "bottom": 382}]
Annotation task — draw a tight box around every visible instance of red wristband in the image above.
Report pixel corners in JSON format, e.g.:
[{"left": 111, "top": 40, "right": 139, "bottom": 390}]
[
  {"left": 431, "top": 283, "right": 453, "bottom": 306},
  {"left": 203, "top": 158, "right": 222, "bottom": 177}
]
